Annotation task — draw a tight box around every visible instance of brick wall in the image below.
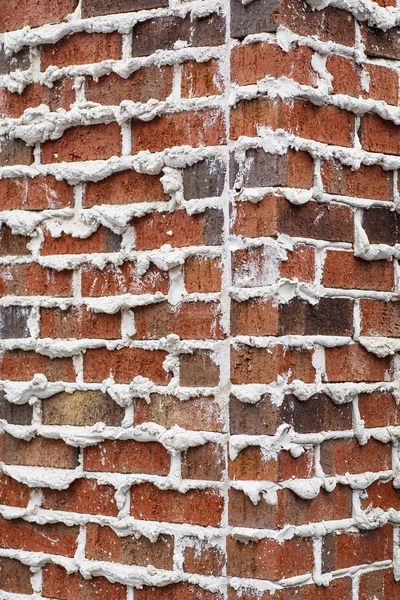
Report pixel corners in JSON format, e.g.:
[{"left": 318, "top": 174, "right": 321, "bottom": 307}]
[{"left": 0, "top": 0, "right": 399, "bottom": 598}]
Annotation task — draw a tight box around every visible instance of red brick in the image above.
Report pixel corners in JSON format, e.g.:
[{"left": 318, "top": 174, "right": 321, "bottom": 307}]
[
  {"left": 0, "top": 473, "right": 31, "bottom": 508},
  {"left": 0, "top": 0, "right": 77, "bottom": 32},
  {"left": 86, "top": 523, "right": 174, "bottom": 569},
  {"left": 227, "top": 535, "right": 314, "bottom": 580},
  {"left": 84, "top": 439, "right": 170, "bottom": 474},
  {"left": 81, "top": 262, "right": 169, "bottom": 297},
  {"left": 0, "top": 351, "right": 75, "bottom": 381},
  {"left": 0, "top": 434, "right": 78, "bottom": 468},
  {"left": 231, "top": 299, "right": 279, "bottom": 336},
  {"left": 184, "top": 255, "right": 222, "bottom": 293},
  {"left": 361, "top": 299, "right": 400, "bottom": 337},
  {"left": 134, "top": 301, "right": 224, "bottom": 340},
  {"left": 229, "top": 445, "right": 314, "bottom": 482},
  {"left": 42, "top": 478, "right": 118, "bottom": 515},
  {"left": 131, "top": 483, "right": 224, "bottom": 526},
  {"left": 280, "top": 485, "right": 352, "bottom": 526},
  {"left": 0, "top": 557, "right": 33, "bottom": 594},
  {"left": 358, "top": 391, "right": 400, "bottom": 428},
  {"left": 41, "top": 31, "right": 122, "bottom": 70},
  {"left": 0, "top": 79, "right": 75, "bottom": 118},
  {"left": 41, "top": 122, "right": 122, "bottom": 163},
  {"left": 360, "top": 480, "right": 400, "bottom": 512},
  {"left": 228, "top": 579, "right": 352, "bottom": 600},
  {"left": 323, "top": 250, "right": 395, "bottom": 291},
  {"left": 134, "top": 109, "right": 226, "bottom": 153},
  {"left": 0, "top": 264, "right": 73, "bottom": 297},
  {"left": 181, "top": 59, "right": 223, "bottom": 98},
  {"left": 280, "top": 244, "right": 316, "bottom": 282},
  {"left": 83, "top": 170, "right": 167, "bottom": 208},
  {"left": 231, "top": 43, "right": 316, "bottom": 87},
  {"left": 320, "top": 438, "right": 391, "bottom": 476},
  {"left": 83, "top": 347, "right": 169, "bottom": 384},
  {"left": 361, "top": 113, "right": 400, "bottom": 155},
  {"left": 324, "top": 344, "right": 392, "bottom": 383},
  {"left": 321, "top": 160, "right": 393, "bottom": 201},
  {"left": 0, "top": 175, "right": 73, "bottom": 210},
  {"left": 136, "top": 583, "right": 222, "bottom": 600},
  {"left": 231, "top": 344, "right": 315, "bottom": 384},
  {"left": 41, "top": 225, "right": 120, "bottom": 255},
  {"left": 183, "top": 538, "right": 225, "bottom": 576},
  {"left": 0, "top": 517, "right": 78, "bottom": 556},
  {"left": 42, "top": 564, "right": 127, "bottom": 600},
  {"left": 322, "top": 525, "right": 393, "bottom": 572},
  {"left": 228, "top": 487, "right": 278, "bottom": 528},
  {"left": 133, "top": 209, "right": 223, "bottom": 250},
  {"left": 359, "top": 568, "right": 400, "bottom": 600},
  {"left": 40, "top": 307, "right": 121, "bottom": 339}
]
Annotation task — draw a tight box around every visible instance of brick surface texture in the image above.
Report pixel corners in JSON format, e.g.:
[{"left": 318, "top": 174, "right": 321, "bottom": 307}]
[{"left": 0, "top": 0, "right": 400, "bottom": 598}]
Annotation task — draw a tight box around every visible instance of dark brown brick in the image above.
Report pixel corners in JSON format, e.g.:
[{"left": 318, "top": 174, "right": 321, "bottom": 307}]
[
  {"left": 0, "top": 47, "right": 30, "bottom": 75},
  {"left": 0, "top": 138, "right": 33, "bottom": 167},
  {"left": 0, "top": 392, "right": 32, "bottom": 425},
  {"left": 363, "top": 26, "right": 400, "bottom": 60},
  {"left": 81, "top": 0, "right": 168, "bottom": 17},
  {"left": 182, "top": 443, "right": 225, "bottom": 481},
  {"left": 278, "top": 298, "right": 354, "bottom": 336},
  {"left": 362, "top": 207, "right": 400, "bottom": 246},
  {"left": 0, "top": 307, "right": 31, "bottom": 339},
  {"left": 183, "top": 158, "right": 226, "bottom": 200},
  {"left": 231, "top": 0, "right": 279, "bottom": 38},
  {"left": 228, "top": 488, "right": 278, "bottom": 528},
  {"left": 282, "top": 393, "right": 352, "bottom": 434},
  {"left": 229, "top": 394, "right": 280, "bottom": 435},
  {"left": 0, "top": 557, "right": 33, "bottom": 594},
  {"left": 180, "top": 350, "right": 220, "bottom": 387}
]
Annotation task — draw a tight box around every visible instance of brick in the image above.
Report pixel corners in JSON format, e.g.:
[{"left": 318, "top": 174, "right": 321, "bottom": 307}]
[
  {"left": 227, "top": 535, "right": 313, "bottom": 580},
  {"left": 86, "top": 523, "right": 174, "bottom": 569},
  {"left": 0, "top": 518, "right": 78, "bottom": 556},
  {"left": 133, "top": 208, "right": 223, "bottom": 250},
  {"left": 42, "top": 478, "right": 118, "bottom": 515},
  {"left": 322, "top": 525, "right": 393, "bottom": 572},
  {"left": 0, "top": 79, "right": 75, "bottom": 118},
  {"left": 0, "top": 392, "right": 32, "bottom": 425},
  {"left": 230, "top": 97, "right": 354, "bottom": 146},
  {"left": 84, "top": 439, "right": 170, "bottom": 474},
  {"left": 84, "top": 170, "right": 167, "bottom": 207},
  {"left": 231, "top": 344, "right": 315, "bottom": 384},
  {"left": 182, "top": 443, "right": 225, "bottom": 480},
  {"left": 278, "top": 298, "right": 354, "bottom": 336},
  {"left": 134, "top": 301, "right": 224, "bottom": 340},
  {"left": 182, "top": 59, "right": 223, "bottom": 98},
  {"left": 230, "top": 148, "right": 314, "bottom": 190},
  {"left": 231, "top": 299, "right": 279, "bottom": 336},
  {"left": 228, "top": 579, "right": 352, "bottom": 600},
  {"left": 0, "top": 176, "right": 73, "bottom": 211},
  {"left": 0, "top": 473, "right": 31, "bottom": 508},
  {"left": 41, "top": 31, "right": 122, "bottom": 70},
  {"left": 277, "top": 0, "right": 355, "bottom": 46},
  {"left": 231, "top": 246, "right": 282, "bottom": 288},
  {"left": 0, "top": 0, "right": 77, "bottom": 32},
  {"left": 41, "top": 226, "right": 121, "bottom": 255},
  {"left": 134, "top": 109, "right": 226, "bottom": 153},
  {"left": 362, "top": 207, "right": 400, "bottom": 246},
  {"left": 280, "top": 485, "right": 352, "bottom": 526},
  {"left": 229, "top": 446, "right": 314, "bottom": 482},
  {"left": 0, "top": 306, "right": 31, "bottom": 338},
  {"left": 228, "top": 487, "right": 278, "bottom": 528},
  {"left": 361, "top": 299, "right": 400, "bottom": 337},
  {"left": 363, "top": 25, "right": 400, "bottom": 60},
  {"left": 0, "top": 227, "right": 30, "bottom": 256},
  {"left": 136, "top": 584, "right": 222, "bottom": 600},
  {"left": 81, "top": 0, "right": 168, "bottom": 17},
  {"left": 0, "top": 47, "right": 30, "bottom": 76},
  {"left": 40, "top": 306, "right": 121, "bottom": 339},
  {"left": 0, "top": 557, "right": 32, "bottom": 594},
  {"left": 280, "top": 244, "right": 316, "bottom": 282},
  {"left": 0, "top": 434, "right": 79, "bottom": 469},
  {"left": 132, "top": 14, "right": 225, "bottom": 57},
  {"left": 0, "top": 351, "right": 75, "bottom": 381},
  {"left": 183, "top": 538, "right": 225, "bottom": 576},
  {"left": 360, "top": 480, "right": 400, "bottom": 512},
  {"left": 358, "top": 391, "right": 400, "bottom": 428},
  {"left": 324, "top": 344, "right": 392, "bottom": 383},
  {"left": 85, "top": 66, "right": 173, "bottom": 105},
  {"left": 184, "top": 256, "right": 222, "bottom": 293},
  {"left": 81, "top": 262, "right": 169, "bottom": 297},
  {"left": 230, "top": 196, "right": 277, "bottom": 238},
  {"left": 229, "top": 394, "right": 280, "bottom": 435},
  {"left": 42, "top": 390, "right": 124, "bottom": 426},
  {"left": 41, "top": 122, "right": 122, "bottom": 163},
  {"left": 42, "top": 564, "right": 127, "bottom": 600},
  {"left": 231, "top": 0, "right": 278, "bottom": 38},
  {"left": 323, "top": 250, "right": 394, "bottom": 291},
  {"left": 361, "top": 113, "right": 400, "bottom": 155},
  {"left": 134, "top": 394, "right": 224, "bottom": 432},
  {"left": 183, "top": 157, "right": 226, "bottom": 200},
  {"left": 282, "top": 393, "right": 352, "bottom": 434},
  {"left": 0, "top": 264, "right": 73, "bottom": 297},
  {"left": 321, "top": 160, "right": 393, "bottom": 201},
  {"left": 180, "top": 350, "right": 220, "bottom": 387},
  {"left": 83, "top": 347, "right": 169, "bottom": 384},
  {"left": 320, "top": 438, "right": 391, "bottom": 476},
  {"left": 131, "top": 483, "right": 224, "bottom": 526},
  {"left": 0, "top": 137, "right": 33, "bottom": 166},
  {"left": 367, "top": 63, "right": 399, "bottom": 105},
  {"left": 231, "top": 43, "right": 316, "bottom": 87},
  {"left": 359, "top": 568, "right": 400, "bottom": 600}
]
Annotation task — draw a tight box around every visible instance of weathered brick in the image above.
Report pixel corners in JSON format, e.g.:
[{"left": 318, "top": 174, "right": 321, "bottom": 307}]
[
  {"left": 0, "top": 306, "right": 31, "bottom": 339},
  {"left": 320, "top": 438, "right": 392, "bottom": 476},
  {"left": 183, "top": 537, "right": 225, "bottom": 576},
  {"left": 322, "top": 526, "right": 393, "bottom": 572},
  {"left": 363, "top": 25, "right": 400, "bottom": 60},
  {"left": 321, "top": 160, "right": 393, "bottom": 201},
  {"left": 42, "top": 391, "right": 124, "bottom": 426},
  {"left": 184, "top": 256, "right": 222, "bottom": 293},
  {"left": 181, "top": 443, "right": 225, "bottom": 481},
  {"left": 359, "top": 568, "right": 400, "bottom": 600},
  {"left": 183, "top": 158, "right": 226, "bottom": 200},
  {"left": 278, "top": 298, "right": 354, "bottom": 336},
  {"left": 81, "top": 262, "right": 169, "bottom": 297},
  {"left": 0, "top": 0, "right": 77, "bottom": 32},
  {"left": 0, "top": 392, "right": 32, "bottom": 425},
  {"left": 181, "top": 59, "right": 223, "bottom": 98},
  {"left": 40, "top": 306, "right": 121, "bottom": 339},
  {"left": 180, "top": 350, "right": 220, "bottom": 387},
  {"left": 0, "top": 557, "right": 33, "bottom": 594},
  {"left": 0, "top": 351, "right": 75, "bottom": 381},
  {"left": 0, "top": 137, "right": 33, "bottom": 166},
  {"left": 0, "top": 176, "right": 73, "bottom": 211},
  {"left": 324, "top": 344, "right": 392, "bottom": 383}
]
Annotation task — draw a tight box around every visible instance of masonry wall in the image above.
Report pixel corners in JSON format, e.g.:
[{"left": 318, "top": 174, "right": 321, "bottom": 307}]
[{"left": 0, "top": 0, "right": 400, "bottom": 598}]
